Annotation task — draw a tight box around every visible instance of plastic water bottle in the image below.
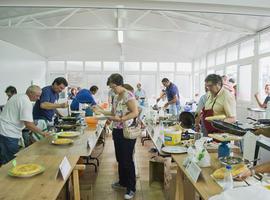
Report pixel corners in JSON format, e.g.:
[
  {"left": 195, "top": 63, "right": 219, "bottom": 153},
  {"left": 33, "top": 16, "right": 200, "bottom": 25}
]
[{"left": 223, "top": 165, "right": 234, "bottom": 190}]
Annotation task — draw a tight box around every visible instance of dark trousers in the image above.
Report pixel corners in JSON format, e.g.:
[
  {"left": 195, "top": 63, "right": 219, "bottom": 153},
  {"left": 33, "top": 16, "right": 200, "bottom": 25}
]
[
  {"left": 112, "top": 128, "right": 136, "bottom": 192},
  {"left": 0, "top": 134, "right": 19, "bottom": 165}
]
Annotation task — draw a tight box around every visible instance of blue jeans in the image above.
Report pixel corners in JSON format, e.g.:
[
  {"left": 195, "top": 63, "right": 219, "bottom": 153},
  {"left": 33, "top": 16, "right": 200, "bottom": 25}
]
[
  {"left": 0, "top": 134, "right": 19, "bottom": 164},
  {"left": 169, "top": 103, "right": 181, "bottom": 116}
]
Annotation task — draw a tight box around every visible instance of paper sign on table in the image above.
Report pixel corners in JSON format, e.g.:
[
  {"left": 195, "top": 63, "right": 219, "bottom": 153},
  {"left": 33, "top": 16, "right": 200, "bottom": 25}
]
[
  {"left": 56, "top": 156, "right": 71, "bottom": 181},
  {"left": 243, "top": 131, "right": 258, "bottom": 162},
  {"left": 87, "top": 138, "right": 92, "bottom": 149},
  {"left": 185, "top": 160, "right": 201, "bottom": 183}
]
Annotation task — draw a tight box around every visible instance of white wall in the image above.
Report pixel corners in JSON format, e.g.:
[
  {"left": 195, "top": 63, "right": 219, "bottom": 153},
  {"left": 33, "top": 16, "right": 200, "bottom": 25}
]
[{"left": 0, "top": 40, "right": 46, "bottom": 105}]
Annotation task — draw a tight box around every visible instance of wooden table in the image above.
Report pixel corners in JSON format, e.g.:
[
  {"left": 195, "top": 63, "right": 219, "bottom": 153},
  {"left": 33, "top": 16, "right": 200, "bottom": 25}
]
[
  {"left": 172, "top": 153, "right": 223, "bottom": 200},
  {"left": 17, "top": 123, "right": 105, "bottom": 157},
  {"left": 0, "top": 155, "right": 79, "bottom": 200},
  {"left": 2, "top": 121, "right": 106, "bottom": 200}
]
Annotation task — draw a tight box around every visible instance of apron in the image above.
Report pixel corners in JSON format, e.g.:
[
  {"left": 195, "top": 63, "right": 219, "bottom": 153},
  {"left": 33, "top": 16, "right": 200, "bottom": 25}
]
[{"left": 201, "top": 96, "right": 220, "bottom": 134}]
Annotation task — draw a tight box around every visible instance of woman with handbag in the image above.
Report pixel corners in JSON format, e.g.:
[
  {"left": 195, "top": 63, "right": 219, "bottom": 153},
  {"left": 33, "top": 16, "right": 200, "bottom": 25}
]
[{"left": 97, "top": 73, "right": 139, "bottom": 199}]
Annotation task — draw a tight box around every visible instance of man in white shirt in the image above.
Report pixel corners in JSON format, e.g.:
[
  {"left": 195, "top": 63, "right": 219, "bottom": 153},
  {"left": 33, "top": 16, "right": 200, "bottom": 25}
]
[{"left": 0, "top": 85, "right": 49, "bottom": 164}]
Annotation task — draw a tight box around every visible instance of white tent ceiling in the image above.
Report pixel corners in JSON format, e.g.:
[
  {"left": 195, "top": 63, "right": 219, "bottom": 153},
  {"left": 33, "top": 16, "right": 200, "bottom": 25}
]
[{"left": 0, "top": 1, "right": 270, "bottom": 61}]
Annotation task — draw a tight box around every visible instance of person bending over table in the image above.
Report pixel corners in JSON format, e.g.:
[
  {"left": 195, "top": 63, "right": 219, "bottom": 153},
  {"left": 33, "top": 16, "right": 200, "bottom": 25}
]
[
  {"left": 0, "top": 85, "right": 50, "bottom": 165},
  {"left": 32, "top": 77, "right": 68, "bottom": 140},
  {"left": 156, "top": 78, "right": 181, "bottom": 116},
  {"left": 70, "top": 85, "right": 100, "bottom": 115}
]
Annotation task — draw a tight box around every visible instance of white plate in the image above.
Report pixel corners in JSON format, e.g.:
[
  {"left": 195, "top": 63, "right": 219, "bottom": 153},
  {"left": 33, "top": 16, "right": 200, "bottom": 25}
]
[{"left": 161, "top": 146, "right": 187, "bottom": 154}]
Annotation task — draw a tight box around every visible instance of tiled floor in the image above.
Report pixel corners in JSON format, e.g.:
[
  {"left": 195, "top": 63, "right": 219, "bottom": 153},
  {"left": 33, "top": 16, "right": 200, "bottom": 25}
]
[{"left": 79, "top": 133, "right": 165, "bottom": 200}]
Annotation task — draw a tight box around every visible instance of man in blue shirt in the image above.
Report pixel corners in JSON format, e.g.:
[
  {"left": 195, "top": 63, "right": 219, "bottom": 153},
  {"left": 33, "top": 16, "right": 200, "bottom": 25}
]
[
  {"left": 157, "top": 78, "right": 180, "bottom": 116},
  {"left": 70, "top": 85, "right": 98, "bottom": 112},
  {"left": 32, "top": 77, "right": 68, "bottom": 139}
]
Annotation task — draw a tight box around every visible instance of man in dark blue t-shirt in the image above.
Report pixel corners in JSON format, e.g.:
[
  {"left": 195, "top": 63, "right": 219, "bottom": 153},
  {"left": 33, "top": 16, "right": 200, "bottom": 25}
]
[
  {"left": 33, "top": 77, "right": 68, "bottom": 124},
  {"left": 157, "top": 78, "right": 180, "bottom": 116},
  {"left": 70, "top": 86, "right": 98, "bottom": 111}
]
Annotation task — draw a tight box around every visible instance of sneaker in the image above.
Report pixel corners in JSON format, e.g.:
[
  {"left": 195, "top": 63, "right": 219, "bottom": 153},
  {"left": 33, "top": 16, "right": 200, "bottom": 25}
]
[
  {"left": 124, "top": 190, "right": 135, "bottom": 199},
  {"left": 111, "top": 182, "right": 126, "bottom": 190}
]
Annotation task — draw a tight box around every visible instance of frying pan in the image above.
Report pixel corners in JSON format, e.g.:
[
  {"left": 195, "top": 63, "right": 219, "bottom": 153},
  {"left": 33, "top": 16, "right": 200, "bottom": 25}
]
[
  {"left": 247, "top": 117, "right": 270, "bottom": 125},
  {"left": 211, "top": 120, "right": 250, "bottom": 136}
]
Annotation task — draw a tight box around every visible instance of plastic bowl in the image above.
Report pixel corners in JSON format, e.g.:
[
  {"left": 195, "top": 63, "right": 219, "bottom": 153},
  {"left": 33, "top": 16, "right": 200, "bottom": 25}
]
[{"left": 85, "top": 117, "right": 98, "bottom": 128}]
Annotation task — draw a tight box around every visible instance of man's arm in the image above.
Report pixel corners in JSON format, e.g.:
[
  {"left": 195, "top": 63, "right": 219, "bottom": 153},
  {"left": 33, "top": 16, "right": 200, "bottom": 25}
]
[
  {"left": 164, "top": 95, "right": 177, "bottom": 107},
  {"left": 23, "top": 121, "right": 49, "bottom": 137},
  {"left": 40, "top": 102, "right": 68, "bottom": 110},
  {"left": 238, "top": 162, "right": 270, "bottom": 180},
  {"left": 157, "top": 92, "right": 166, "bottom": 103}
]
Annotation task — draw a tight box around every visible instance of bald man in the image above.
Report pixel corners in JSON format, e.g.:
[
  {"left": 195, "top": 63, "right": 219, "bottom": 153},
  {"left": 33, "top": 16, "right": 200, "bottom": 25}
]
[{"left": 0, "top": 85, "right": 49, "bottom": 164}]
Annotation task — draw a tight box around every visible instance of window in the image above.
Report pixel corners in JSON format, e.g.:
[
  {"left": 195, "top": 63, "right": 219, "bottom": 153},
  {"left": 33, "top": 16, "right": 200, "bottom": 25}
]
[
  {"left": 199, "top": 73, "right": 205, "bottom": 95},
  {"left": 103, "top": 62, "right": 119, "bottom": 71},
  {"left": 86, "top": 74, "right": 108, "bottom": 102},
  {"left": 226, "top": 45, "right": 238, "bottom": 62},
  {"left": 259, "top": 57, "right": 270, "bottom": 98},
  {"left": 259, "top": 31, "right": 270, "bottom": 54},
  {"left": 194, "top": 73, "right": 200, "bottom": 95},
  {"left": 124, "top": 62, "right": 140, "bottom": 71},
  {"left": 48, "top": 61, "right": 65, "bottom": 71},
  {"left": 159, "top": 62, "right": 175, "bottom": 72},
  {"left": 194, "top": 60, "right": 200, "bottom": 72},
  {"left": 141, "top": 75, "right": 156, "bottom": 98},
  {"left": 216, "top": 49, "right": 226, "bottom": 65},
  {"left": 175, "top": 74, "right": 192, "bottom": 100},
  {"left": 67, "top": 72, "right": 85, "bottom": 88},
  {"left": 125, "top": 75, "right": 140, "bottom": 88},
  {"left": 207, "top": 53, "right": 215, "bottom": 67},
  {"left": 240, "top": 39, "right": 254, "bottom": 59},
  {"left": 200, "top": 57, "right": 206, "bottom": 69},
  {"left": 226, "top": 65, "right": 238, "bottom": 83},
  {"left": 66, "top": 61, "right": 83, "bottom": 71},
  {"left": 176, "top": 63, "right": 192, "bottom": 72},
  {"left": 238, "top": 64, "right": 252, "bottom": 101},
  {"left": 85, "top": 61, "right": 101, "bottom": 71},
  {"left": 215, "top": 69, "right": 224, "bottom": 76},
  {"left": 207, "top": 69, "right": 215, "bottom": 75},
  {"left": 141, "top": 62, "right": 157, "bottom": 71}
]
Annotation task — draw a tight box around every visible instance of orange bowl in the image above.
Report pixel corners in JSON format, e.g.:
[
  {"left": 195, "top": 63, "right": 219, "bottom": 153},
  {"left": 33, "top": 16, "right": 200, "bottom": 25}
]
[{"left": 85, "top": 117, "right": 98, "bottom": 128}]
